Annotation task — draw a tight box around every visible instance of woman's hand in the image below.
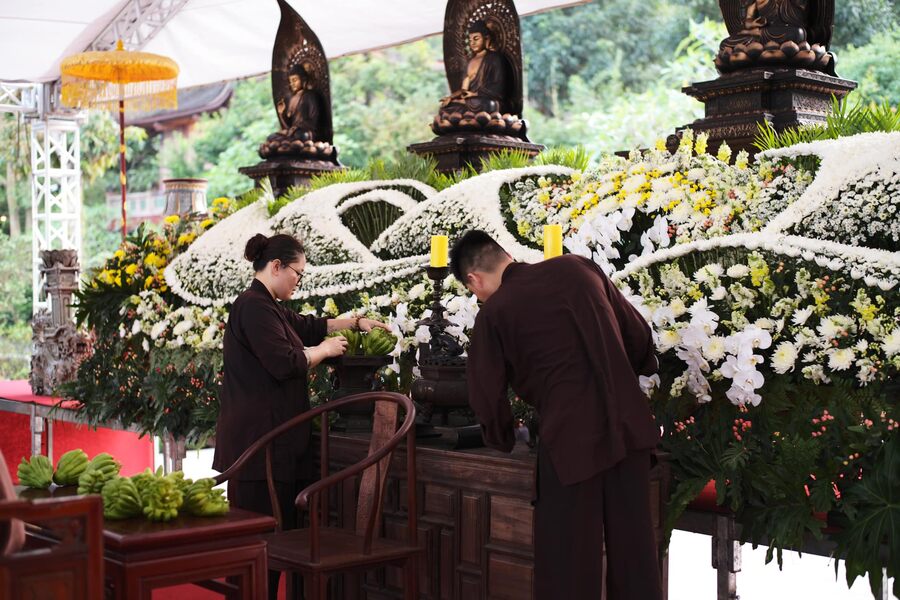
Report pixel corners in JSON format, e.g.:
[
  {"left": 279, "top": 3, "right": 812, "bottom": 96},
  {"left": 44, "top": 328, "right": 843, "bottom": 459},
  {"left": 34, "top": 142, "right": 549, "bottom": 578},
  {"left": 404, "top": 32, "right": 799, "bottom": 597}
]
[
  {"left": 358, "top": 318, "right": 389, "bottom": 332},
  {"left": 319, "top": 335, "right": 349, "bottom": 358}
]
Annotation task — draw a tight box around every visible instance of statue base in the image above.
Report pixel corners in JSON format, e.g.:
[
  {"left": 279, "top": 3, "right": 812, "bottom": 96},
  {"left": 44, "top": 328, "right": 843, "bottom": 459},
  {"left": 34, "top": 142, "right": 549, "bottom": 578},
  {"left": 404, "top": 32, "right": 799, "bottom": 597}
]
[
  {"left": 239, "top": 158, "right": 343, "bottom": 199},
  {"left": 671, "top": 68, "right": 857, "bottom": 156},
  {"left": 408, "top": 133, "right": 544, "bottom": 174}
]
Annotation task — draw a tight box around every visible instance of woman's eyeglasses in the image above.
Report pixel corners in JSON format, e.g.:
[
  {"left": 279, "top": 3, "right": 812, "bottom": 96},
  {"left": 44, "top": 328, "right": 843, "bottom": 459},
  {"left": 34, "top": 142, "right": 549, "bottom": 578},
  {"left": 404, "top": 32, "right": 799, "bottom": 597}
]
[{"left": 285, "top": 264, "right": 304, "bottom": 283}]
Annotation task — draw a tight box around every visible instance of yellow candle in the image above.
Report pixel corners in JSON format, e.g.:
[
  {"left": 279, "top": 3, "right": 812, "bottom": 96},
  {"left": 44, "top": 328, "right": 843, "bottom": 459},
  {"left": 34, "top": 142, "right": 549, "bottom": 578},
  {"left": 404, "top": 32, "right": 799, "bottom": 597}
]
[
  {"left": 430, "top": 235, "right": 449, "bottom": 267},
  {"left": 543, "top": 224, "right": 563, "bottom": 259}
]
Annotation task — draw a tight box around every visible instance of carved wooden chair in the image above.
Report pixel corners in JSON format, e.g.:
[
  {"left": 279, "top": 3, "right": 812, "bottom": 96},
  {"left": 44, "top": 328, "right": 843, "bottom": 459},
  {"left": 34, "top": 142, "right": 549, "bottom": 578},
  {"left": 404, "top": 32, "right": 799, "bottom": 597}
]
[
  {"left": 215, "top": 391, "right": 420, "bottom": 600},
  {"left": 1, "top": 448, "right": 104, "bottom": 599}
]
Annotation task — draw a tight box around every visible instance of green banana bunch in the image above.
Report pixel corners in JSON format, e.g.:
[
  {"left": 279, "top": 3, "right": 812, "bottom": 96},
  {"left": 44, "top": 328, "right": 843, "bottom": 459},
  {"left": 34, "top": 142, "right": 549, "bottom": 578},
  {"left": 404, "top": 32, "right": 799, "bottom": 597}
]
[
  {"left": 361, "top": 327, "right": 397, "bottom": 356},
  {"left": 101, "top": 477, "right": 143, "bottom": 520},
  {"left": 183, "top": 478, "right": 229, "bottom": 517},
  {"left": 76, "top": 452, "right": 122, "bottom": 495},
  {"left": 169, "top": 471, "right": 193, "bottom": 497},
  {"left": 130, "top": 466, "right": 161, "bottom": 501},
  {"left": 53, "top": 449, "right": 89, "bottom": 486},
  {"left": 327, "top": 328, "right": 361, "bottom": 355},
  {"left": 17, "top": 455, "right": 53, "bottom": 489},
  {"left": 141, "top": 473, "right": 184, "bottom": 522}
]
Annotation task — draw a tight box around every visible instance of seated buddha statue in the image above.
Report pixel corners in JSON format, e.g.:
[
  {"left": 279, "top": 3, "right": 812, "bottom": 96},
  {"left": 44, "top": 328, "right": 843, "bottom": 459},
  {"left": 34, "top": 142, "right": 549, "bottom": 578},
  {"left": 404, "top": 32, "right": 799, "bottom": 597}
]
[
  {"left": 716, "top": 0, "right": 835, "bottom": 73},
  {"left": 432, "top": 20, "right": 525, "bottom": 137},
  {"left": 259, "top": 63, "right": 335, "bottom": 160}
]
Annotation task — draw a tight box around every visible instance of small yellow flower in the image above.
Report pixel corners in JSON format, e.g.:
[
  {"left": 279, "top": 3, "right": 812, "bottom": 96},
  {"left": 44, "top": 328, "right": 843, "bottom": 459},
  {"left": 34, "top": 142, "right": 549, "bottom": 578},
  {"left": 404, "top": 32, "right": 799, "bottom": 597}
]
[
  {"left": 164, "top": 215, "right": 180, "bottom": 225},
  {"left": 212, "top": 197, "right": 230, "bottom": 207},
  {"left": 654, "top": 138, "right": 667, "bottom": 152},
  {"left": 144, "top": 275, "right": 154, "bottom": 289},
  {"left": 114, "top": 249, "right": 125, "bottom": 260},
  {"left": 200, "top": 219, "right": 214, "bottom": 229},
  {"left": 125, "top": 263, "right": 139, "bottom": 276},
  {"left": 694, "top": 132, "right": 709, "bottom": 155}
]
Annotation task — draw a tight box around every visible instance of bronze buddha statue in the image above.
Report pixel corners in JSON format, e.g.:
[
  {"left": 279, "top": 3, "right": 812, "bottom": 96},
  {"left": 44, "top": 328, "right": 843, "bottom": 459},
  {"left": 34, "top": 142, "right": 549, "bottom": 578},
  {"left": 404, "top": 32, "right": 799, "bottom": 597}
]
[
  {"left": 715, "top": 0, "right": 836, "bottom": 74},
  {"left": 431, "top": 18, "right": 526, "bottom": 138}
]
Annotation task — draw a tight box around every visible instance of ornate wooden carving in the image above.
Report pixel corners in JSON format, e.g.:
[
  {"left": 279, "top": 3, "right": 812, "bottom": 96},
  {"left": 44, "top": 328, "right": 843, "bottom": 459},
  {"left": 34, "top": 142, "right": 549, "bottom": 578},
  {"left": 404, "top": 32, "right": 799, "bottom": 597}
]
[
  {"left": 30, "top": 249, "right": 92, "bottom": 396},
  {"left": 672, "top": 67, "right": 856, "bottom": 156}
]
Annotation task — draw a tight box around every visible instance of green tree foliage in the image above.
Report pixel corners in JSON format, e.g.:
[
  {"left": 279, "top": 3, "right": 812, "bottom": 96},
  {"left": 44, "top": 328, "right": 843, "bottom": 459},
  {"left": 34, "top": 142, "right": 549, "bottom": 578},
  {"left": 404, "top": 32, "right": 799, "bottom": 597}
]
[{"left": 838, "top": 29, "right": 900, "bottom": 105}]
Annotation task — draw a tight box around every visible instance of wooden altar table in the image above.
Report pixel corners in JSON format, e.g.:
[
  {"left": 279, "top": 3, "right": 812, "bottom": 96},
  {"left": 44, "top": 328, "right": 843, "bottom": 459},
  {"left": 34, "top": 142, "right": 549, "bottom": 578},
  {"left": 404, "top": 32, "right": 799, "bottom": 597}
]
[
  {"left": 20, "top": 487, "right": 276, "bottom": 600},
  {"left": 319, "top": 431, "right": 670, "bottom": 600}
]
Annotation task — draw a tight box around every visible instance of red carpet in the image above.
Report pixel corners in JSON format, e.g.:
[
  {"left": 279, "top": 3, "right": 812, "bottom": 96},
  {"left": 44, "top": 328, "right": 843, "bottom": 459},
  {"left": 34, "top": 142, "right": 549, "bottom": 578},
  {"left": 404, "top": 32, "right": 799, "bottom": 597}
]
[
  {"left": 155, "top": 578, "right": 286, "bottom": 598},
  {"left": 0, "top": 379, "right": 153, "bottom": 481}
]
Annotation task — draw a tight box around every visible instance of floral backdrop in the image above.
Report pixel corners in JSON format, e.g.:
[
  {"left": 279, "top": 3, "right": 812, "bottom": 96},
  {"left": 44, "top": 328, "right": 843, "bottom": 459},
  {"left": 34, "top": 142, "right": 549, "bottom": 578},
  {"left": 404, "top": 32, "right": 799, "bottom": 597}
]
[{"left": 64, "top": 130, "right": 900, "bottom": 597}]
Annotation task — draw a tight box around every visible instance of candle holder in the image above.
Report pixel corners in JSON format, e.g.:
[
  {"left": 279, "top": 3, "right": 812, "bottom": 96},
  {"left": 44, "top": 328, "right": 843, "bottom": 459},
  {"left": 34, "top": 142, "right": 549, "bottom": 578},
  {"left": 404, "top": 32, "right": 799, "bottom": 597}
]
[{"left": 410, "top": 265, "right": 479, "bottom": 444}]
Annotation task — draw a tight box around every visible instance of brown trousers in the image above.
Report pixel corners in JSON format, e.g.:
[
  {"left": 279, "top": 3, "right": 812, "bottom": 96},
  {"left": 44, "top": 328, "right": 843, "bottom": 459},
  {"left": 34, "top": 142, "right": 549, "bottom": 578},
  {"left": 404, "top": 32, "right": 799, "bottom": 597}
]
[
  {"left": 534, "top": 447, "right": 661, "bottom": 600},
  {"left": 229, "top": 479, "right": 306, "bottom": 600}
]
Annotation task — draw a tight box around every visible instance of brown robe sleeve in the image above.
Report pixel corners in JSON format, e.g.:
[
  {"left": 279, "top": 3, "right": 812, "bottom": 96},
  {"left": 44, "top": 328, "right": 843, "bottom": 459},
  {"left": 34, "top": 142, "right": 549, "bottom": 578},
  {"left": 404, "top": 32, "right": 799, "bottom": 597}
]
[
  {"left": 280, "top": 306, "right": 327, "bottom": 347},
  {"left": 467, "top": 310, "right": 516, "bottom": 453},
  {"left": 591, "top": 260, "right": 658, "bottom": 377},
  {"left": 241, "top": 304, "right": 311, "bottom": 382}
]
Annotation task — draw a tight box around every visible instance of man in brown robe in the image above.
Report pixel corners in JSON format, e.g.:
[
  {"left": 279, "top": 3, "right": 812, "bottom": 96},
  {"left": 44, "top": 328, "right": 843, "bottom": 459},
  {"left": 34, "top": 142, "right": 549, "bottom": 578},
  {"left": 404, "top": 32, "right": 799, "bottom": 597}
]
[{"left": 450, "top": 230, "right": 662, "bottom": 599}]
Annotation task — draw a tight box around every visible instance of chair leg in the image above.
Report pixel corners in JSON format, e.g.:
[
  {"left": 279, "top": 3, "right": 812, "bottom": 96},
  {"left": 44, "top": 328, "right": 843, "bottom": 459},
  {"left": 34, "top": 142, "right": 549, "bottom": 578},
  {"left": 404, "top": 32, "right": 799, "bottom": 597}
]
[{"left": 404, "top": 556, "right": 418, "bottom": 600}]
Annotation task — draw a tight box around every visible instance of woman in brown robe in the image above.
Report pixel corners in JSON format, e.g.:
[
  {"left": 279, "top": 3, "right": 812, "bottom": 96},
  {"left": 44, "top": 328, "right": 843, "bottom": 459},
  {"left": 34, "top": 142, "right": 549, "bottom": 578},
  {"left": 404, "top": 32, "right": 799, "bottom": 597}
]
[{"left": 212, "top": 233, "right": 387, "bottom": 598}]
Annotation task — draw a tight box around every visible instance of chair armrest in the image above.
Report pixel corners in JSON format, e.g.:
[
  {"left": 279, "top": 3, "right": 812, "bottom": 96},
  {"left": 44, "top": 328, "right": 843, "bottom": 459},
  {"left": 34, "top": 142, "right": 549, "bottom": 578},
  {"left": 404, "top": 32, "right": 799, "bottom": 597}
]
[{"left": 295, "top": 411, "right": 415, "bottom": 511}]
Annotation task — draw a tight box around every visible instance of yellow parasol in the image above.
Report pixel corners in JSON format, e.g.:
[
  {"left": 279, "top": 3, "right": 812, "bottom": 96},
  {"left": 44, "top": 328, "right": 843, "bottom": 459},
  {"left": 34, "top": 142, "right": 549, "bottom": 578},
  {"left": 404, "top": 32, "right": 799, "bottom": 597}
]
[{"left": 60, "top": 40, "right": 178, "bottom": 239}]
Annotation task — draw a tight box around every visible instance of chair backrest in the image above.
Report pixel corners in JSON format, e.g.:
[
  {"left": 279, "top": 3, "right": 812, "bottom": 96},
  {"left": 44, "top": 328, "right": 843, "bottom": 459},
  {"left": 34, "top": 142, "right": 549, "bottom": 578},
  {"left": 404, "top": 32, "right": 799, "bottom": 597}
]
[
  {"left": 355, "top": 400, "right": 399, "bottom": 537},
  {"left": 214, "top": 391, "right": 418, "bottom": 560},
  {"left": 0, "top": 450, "right": 25, "bottom": 557},
  {"left": 0, "top": 493, "right": 104, "bottom": 600}
]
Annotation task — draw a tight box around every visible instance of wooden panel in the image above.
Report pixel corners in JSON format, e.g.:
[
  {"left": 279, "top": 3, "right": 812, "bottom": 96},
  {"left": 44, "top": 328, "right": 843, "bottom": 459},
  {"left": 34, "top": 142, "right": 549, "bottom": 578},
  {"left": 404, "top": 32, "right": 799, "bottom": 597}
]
[
  {"left": 440, "top": 528, "right": 454, "bottom": 599},
  {"left": 424, "top": 485, "right": 456, "bottom": 519},
  {"left": 459, "top": 493, "right": 483, "bottom": 565},
  {"left": 323, "top": 434, "right": 669, "bottom": 600},
  {"left": 458, "top": 573, "right": 483, "bottom": 600},
  {"left": 487, "top": 553, "right": 533, "bottom": 600},
  {"left": 489, "top": 496, "right": 533, "bottom": 547}
]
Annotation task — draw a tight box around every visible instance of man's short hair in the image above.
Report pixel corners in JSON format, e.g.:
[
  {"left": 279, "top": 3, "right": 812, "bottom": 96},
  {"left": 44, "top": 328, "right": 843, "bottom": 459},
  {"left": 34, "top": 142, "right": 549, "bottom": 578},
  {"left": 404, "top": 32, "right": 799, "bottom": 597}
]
[{"left": 450, "top": 230, "right": 509, "bottom": 282}]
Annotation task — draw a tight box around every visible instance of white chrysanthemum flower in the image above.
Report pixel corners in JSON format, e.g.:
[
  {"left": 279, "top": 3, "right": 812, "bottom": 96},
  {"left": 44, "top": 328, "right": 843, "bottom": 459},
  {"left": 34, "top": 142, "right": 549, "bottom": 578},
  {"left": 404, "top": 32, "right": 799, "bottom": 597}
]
[
  {"left": 827, "top": 348, "right": 855, "bottom": 371},
  {"left": 883, "top": 328, "right": 900, "bottom": 356},
  {"left": 710, "top": 286, "right": 727, "bottom": 301},
  {"left": 172, "top": 320, "right": 194, "bottom": 336},
  {"left": 658, "top": 329, "right": 681, "bottom": 351},
  {"left": 702, "top": 336, "right": 727, "bottom": 361},
  {"left": 754, "top": 318, "right": 775, "bottom": 330},
  {"left": 771, "top": 341, "right": 798, "bottom": 374},
  {"left": 669, "top": 298, "right": 687, "bottom": 317},
  {"left": 726, "top": 264, "right": 750, "bottom": 278}
]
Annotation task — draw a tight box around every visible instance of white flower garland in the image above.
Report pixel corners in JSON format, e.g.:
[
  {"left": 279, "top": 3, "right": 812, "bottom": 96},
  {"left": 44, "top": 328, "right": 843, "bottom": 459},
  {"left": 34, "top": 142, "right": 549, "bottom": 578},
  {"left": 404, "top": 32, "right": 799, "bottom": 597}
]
[
  {"left": 370, "top": 166, "right": 574, "bottom": 262},
  {"left": 612, "top": 232, "right": 900, "bottom": 290},
  {"left": 761, "top": 132, "right": 900, "bottom": 235},
  {"left": 165, "top": 197, "right": 273, "bottom": 306}
]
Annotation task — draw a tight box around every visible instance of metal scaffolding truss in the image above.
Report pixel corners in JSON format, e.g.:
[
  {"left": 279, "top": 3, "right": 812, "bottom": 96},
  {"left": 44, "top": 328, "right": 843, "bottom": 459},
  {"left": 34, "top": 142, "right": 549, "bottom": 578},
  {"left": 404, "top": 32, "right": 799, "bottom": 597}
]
[
  {"left": 30, "top": 119, "right": 82, "bottom": 314},
  {"left": 0, "top": 82, "right": 41, "bottom": 115},
  {"left": 88, "top": 0, "right": 189, "bottom": 51}
]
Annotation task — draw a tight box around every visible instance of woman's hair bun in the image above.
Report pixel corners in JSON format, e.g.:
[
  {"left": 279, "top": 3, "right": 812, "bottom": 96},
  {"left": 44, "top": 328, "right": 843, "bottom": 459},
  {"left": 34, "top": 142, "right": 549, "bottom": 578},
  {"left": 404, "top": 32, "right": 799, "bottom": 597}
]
[{"left": 244, "top": 234, "right": 270, "bottom": 263}]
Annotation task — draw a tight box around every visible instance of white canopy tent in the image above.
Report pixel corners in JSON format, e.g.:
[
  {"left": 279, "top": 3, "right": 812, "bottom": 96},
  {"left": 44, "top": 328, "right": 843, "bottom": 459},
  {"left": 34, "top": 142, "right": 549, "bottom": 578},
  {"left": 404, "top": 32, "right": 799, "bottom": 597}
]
[
  {"left": 0, "top": 0, "right": 588, "bottom": 312},
  {"left": 1, "top": 0, "right": 588, "bottom": 87}
]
